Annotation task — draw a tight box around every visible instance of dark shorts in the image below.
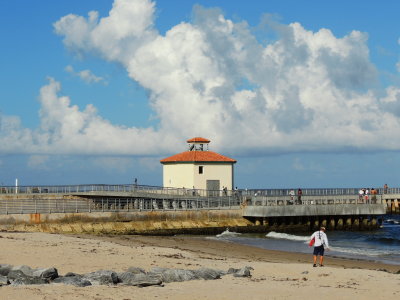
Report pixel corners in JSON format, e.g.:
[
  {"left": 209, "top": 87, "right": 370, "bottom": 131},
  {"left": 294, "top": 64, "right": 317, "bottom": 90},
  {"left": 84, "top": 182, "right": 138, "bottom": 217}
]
[{"left": 313, "top": 245, "right": 325, "bottom": 256}]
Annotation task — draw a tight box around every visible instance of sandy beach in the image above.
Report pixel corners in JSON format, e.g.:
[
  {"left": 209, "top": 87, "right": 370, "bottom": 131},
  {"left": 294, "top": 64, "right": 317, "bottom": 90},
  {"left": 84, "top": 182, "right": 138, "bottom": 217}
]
[{"left": 1, "top": 231, "right": 399, "bottom": 300}]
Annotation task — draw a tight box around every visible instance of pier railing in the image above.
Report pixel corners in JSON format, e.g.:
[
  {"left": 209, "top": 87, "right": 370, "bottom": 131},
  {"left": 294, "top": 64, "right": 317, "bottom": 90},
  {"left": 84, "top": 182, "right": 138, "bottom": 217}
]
[
  {"left": 0, "top": 184, "right": 231, "bottom": 198},
  {"left": 245, "top": 194, "right": 383, "bottom": 206},
  {"left": 0, "top": 196, "right": 242, "bottom": 215},
  {"left": 1, "top": 184, "right": 398, "bottom": 197}
]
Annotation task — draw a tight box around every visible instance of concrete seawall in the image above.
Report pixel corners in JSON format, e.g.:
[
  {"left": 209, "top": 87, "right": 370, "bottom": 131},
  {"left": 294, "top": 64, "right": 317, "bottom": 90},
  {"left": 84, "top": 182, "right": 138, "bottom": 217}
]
[{"left": 0, "top": 210, "right": 254, "bottom": 235}]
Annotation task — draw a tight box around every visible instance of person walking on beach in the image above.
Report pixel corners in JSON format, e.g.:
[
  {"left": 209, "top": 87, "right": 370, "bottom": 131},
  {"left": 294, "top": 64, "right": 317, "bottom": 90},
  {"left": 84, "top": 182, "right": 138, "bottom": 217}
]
[{"left": 310, "top": 226, "right": 329, "bottom": 267}]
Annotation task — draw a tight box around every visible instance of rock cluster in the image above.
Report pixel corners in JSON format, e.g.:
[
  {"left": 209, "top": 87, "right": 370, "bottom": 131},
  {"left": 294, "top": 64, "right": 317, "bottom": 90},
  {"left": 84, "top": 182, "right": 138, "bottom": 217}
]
[{"left": 0, "top": 264, "right": 253, "bottom": 287}]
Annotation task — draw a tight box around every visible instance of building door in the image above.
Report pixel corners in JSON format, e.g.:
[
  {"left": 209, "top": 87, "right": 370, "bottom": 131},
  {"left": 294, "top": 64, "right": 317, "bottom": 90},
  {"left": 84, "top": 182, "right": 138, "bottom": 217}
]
[{"left": 206, "top": 180, "right": 220, "bottom": 197}]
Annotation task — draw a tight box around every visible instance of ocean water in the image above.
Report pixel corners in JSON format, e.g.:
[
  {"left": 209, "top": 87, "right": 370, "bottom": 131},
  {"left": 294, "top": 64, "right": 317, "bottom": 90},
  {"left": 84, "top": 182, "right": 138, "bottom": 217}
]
[{"left": 212, "top": 216, "right": 400, "bottom": 266}]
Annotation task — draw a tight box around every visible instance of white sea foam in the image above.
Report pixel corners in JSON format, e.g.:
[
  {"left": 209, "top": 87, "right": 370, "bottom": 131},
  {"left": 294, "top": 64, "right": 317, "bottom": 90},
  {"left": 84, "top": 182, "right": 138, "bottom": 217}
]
[
  {"left": 385, "top": 219, "right": 400, "bottom": 225},
  {"left": 330, "top": 246, "right": 397, "bottom": 257},
  {"left": 216, "top": 229, "right": 241, "bottom": 238},
  {"left": 266, "top": 231, "right": 310, "bottom": 242}
]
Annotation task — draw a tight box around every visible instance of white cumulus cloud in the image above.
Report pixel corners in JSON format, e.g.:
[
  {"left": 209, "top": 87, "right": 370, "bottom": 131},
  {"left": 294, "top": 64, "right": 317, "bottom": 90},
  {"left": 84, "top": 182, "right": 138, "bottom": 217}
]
[
  {"left": 2, "top": 0, "right": 400, "bottom": 157},
  {"left": 65, "top": 65, "right": 106, "bottom": 84}
]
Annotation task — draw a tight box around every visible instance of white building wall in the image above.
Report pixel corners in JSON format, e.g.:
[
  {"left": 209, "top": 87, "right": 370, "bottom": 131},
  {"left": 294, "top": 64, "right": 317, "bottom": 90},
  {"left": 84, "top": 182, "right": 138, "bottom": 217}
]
[
  {"left": 193, "top": 164, "right": 233, "bottom": 190},
  {"left": 163, "top": 164, "right": 195, "bottom": 188},
  {"left": 163, "top": 163, "right": 233, "bottom": 190}
]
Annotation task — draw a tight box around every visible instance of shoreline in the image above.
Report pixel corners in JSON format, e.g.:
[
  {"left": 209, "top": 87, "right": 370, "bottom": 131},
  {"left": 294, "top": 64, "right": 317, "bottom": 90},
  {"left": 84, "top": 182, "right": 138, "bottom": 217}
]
[{"left": 88, "top": 234, "right": 400, "bottom": 273}]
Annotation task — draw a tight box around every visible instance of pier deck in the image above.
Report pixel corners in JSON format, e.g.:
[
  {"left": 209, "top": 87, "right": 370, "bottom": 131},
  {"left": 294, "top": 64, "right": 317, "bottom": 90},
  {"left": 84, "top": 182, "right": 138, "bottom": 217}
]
[{"left": 0, "top": 184, "right": 398, "bottom": 233}]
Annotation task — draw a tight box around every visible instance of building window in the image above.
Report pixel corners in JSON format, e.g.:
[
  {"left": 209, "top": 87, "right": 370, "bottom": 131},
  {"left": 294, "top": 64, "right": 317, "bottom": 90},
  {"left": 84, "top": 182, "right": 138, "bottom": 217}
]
[{"left": 199, "top": 166, "right": 203, "bottom": 174}]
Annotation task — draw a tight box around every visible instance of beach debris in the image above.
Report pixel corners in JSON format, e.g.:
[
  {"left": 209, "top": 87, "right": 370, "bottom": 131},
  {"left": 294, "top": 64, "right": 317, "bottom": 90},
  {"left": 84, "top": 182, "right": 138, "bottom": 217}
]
[
  {"left": 158, "top": 253, "right": 186, "bottom": 259},
  {"left": 0, "top": 264, "right": 252, "bottom": 287}
]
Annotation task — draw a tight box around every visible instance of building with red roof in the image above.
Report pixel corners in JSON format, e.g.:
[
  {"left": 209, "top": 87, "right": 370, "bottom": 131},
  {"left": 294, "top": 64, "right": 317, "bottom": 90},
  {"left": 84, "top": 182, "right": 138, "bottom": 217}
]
[{"left": 160, "top": 137, "right": 236, "bottom": 191}]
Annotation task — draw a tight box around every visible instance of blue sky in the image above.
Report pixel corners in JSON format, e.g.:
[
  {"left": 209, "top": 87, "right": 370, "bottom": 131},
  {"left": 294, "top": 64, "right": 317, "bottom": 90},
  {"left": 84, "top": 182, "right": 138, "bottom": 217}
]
[{"left": 1, "top": 0, "right": 400, "bottom": 189}]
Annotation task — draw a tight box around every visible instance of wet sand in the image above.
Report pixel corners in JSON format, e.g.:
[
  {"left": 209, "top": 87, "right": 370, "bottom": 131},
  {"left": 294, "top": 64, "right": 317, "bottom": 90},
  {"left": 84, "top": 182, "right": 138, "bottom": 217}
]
[
  {"left": 97, "top": 234, "right": 400, "bottom": 273},
  {"left": 1, "top": 232, "right": 399, "bottom": 299}
]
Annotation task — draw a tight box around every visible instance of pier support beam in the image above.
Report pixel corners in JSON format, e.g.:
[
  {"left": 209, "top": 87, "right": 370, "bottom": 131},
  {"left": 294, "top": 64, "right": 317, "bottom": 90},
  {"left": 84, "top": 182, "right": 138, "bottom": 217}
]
[
  {"left": 361, "top": 218, "right": 369, "bottom": 230},
  {"left": 313, "top": 219, "right": 319, "bottom": 231},
  {"left": 345, "top": 217, "right": 352, "bottom": 230},
  {"left": 329, "top": 218, "right": 335, "bottom": 230},
  {"left": 337, "top": 218, "right": 343, "bottom": 230},
  {"left": 353, "top": 218, "right": 359, "bottom": 230},
  {"left": 371, "top": 218, "right": 377, "bottom": 229}
]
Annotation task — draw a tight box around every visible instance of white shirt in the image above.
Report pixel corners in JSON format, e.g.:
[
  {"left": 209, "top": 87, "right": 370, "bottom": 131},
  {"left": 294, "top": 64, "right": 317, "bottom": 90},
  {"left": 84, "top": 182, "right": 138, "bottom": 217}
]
[{"left": 310, "top": 230, "right": 329, "bottom": 248}]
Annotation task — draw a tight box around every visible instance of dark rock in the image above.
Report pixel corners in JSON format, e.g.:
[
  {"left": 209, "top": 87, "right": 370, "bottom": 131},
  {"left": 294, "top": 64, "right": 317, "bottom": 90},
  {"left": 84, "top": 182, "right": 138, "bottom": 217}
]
[
  {"left": 11, "top": 265, "right": 34, "bottom": 277},
  {"left": 126, "top": 267, "right": 146, "bottom": 274},
  {"left": 156, "top": 269, "right": 198, "bottom": 283},
  {"left": 7, "top": 270, "right": 28, "bottom": 281},
  {"left": 194, "top": 268, "right": 223, "bottom": 280},
  {"left": 8, "top": 270, "right": 48, "bottom": 285},
  {"left": 0, "top": 264, "right": 12, "bottom": 276},
  {"left": 121, "top": 273, "right": 162, "bottom": 287},
  {"left": 33, "top": 267, "right": 59, "bottom": 280},
  {"left": 53, "top": 276, "right": 92, "bottom": 287},
  {"left": 233, "top": 266, "right": 253, "bottom": 278},
  {"left": 65, "top": 272, "right": 81, "bottom": 277},
  {"left": 83, "top": 270, "right": 119, "bottom": 285},
  {"left": 150, "top": 267, "right": 224, "bottom": 282},
  {"left": 117, "top": 272, "right": 136, "bottom": 283},
  {"left": 0, "top": 275, "right": 9, "bottom": 286},
  {"left": 149, "top": 267, "right": 169, "bottom": 274},
  {"left": 227, "top": 268, "right": 240, "bottom": 274}
]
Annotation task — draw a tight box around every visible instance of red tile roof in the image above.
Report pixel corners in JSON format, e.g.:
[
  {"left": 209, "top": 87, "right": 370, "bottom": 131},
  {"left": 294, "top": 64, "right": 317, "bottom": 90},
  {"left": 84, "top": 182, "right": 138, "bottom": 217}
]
[
  {"left": 160, "top": 151, "right": 236, "bottom": 163},
  {"left": 186, "top": 137, "right": 210, "bottom": 143}
]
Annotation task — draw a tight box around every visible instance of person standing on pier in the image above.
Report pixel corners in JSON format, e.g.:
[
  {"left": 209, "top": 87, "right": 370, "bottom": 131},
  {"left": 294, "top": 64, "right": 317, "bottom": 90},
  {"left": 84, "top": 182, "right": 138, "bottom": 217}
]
[
  {"left": 297, "top": 188, "right": 302, "bottom": 204},
  {"left": 310, "top": 226, "right": 329, "bottom": 267},
  {"left": 289, "top": 189, "right": 295, "bottom": 205}
]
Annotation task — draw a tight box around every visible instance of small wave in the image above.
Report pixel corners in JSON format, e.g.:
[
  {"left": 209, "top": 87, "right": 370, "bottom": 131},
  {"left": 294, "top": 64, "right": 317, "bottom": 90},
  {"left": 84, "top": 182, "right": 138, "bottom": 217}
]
[
  {"left": 331, "top": 246, "right": 398, "bottom": 257},
  {"left": 384, "top": 219, "right": 400, "bottom": 225},
  {"left": 266, "top": 231, "right": 310, "bottom": 242},
  {"left": 216, "top": 229, "right": 241, "bottom": 238}
]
